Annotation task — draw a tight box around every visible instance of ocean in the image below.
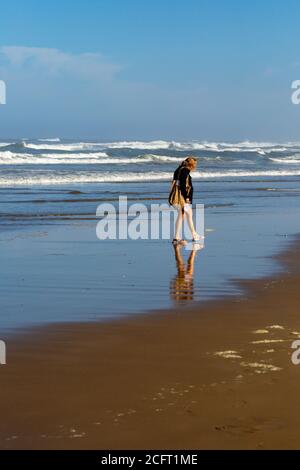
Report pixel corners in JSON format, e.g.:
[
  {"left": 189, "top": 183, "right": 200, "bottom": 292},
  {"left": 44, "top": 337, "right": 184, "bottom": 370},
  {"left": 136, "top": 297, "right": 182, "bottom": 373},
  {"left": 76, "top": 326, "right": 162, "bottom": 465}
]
[
  {"left": 1, "top": 139, "right": 300, "bottom": 186},
  {"left": 1, "top": 139, "right": 300, "bottom": 332}
]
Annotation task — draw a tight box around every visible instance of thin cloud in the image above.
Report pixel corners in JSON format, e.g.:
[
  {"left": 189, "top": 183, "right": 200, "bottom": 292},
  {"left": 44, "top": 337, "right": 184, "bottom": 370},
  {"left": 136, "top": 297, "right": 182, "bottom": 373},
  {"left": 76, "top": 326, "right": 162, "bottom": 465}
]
[{"left": 0, "top": 46, "right": 122, "bottom": 81}]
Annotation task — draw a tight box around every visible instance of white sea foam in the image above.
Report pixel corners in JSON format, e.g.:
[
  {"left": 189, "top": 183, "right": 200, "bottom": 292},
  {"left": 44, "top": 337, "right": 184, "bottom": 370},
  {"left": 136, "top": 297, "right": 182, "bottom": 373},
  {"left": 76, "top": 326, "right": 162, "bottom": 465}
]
[
  {"left": 0, "top": 151, "right": 109, "bottom": 164},
  {"left": 0, "top": 171, "right": 174, "bottom": 186},
  {"left": 98, "top": 140, "right": 300, "bottom": 153},
  {"left": 3, "top": 139, "right": 300, "bottom": 154},
  {"left": 270, "top": 155, "right": 300, "bottom": 164},
  {"left": 23, "top": 142, "right": 101, "bottom": 151},
  {"left": 198, "top": 170, "right": 300, "bottom": 178},
  {"left": 143, "top": 154, "right": 183, "bottom": 162},
  {"left": 38, "top": 138, "right": 61, "bottom": 142},
  {"left": 0, "top": 152, "right": 182, "bottom": 165},
  {"left": 1, "top": 169, "right": 300, "bottom": 186},
  {"left": 101, "top": 140, "right": 172, "bottom": 150}
]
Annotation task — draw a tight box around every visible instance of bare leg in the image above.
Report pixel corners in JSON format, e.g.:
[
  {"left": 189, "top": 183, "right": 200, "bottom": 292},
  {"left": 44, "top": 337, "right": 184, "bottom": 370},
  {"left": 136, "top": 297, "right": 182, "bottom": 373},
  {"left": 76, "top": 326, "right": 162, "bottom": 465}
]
[
  {"left": 184, "top": 205, "right": 198, "bottom": 239},
  {"left": 174, "top": 207, "right": 184, "bottom": 240}
]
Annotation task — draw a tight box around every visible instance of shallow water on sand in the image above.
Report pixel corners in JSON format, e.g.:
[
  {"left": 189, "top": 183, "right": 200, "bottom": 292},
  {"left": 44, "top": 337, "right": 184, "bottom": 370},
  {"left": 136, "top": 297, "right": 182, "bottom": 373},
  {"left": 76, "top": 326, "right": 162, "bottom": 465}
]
[{"left": 1, "top": 176, "right": 300, "bottom": 332}]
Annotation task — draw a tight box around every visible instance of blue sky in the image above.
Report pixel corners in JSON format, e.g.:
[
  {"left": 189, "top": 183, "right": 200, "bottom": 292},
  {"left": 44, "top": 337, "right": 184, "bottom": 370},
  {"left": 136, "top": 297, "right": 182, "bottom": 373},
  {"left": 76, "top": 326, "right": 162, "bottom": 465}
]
[{"left": 0, "top": 0, "right": 300, "bottom": 140}]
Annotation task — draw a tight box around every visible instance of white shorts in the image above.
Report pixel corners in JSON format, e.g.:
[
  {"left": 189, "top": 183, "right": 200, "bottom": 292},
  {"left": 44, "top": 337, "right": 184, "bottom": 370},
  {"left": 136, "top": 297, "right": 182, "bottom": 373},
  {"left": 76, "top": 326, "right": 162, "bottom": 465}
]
[{"left": 174, "top": 203, "right": 192, "bottom": 214}]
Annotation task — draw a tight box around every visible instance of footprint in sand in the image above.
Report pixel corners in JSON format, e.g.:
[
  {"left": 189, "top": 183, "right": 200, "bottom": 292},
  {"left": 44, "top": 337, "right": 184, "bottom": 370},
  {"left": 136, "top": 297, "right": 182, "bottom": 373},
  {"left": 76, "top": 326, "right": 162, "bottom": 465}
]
[
  {"left": 214, "top": 424, "right": 256, "bottom": 435},
  {"left": 214, "top": 419, "right": 283, "bottom": 435}
]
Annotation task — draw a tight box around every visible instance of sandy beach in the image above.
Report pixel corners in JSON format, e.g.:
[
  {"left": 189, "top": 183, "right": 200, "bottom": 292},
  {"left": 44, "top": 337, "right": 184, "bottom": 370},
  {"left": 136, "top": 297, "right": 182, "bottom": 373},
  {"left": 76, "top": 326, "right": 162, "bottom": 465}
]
[
  {"left": 0, "top": 237, "right": 300, "bottom": 450},
  {"left": 2, "top": 0, "right": 300, "bottom": 456}
]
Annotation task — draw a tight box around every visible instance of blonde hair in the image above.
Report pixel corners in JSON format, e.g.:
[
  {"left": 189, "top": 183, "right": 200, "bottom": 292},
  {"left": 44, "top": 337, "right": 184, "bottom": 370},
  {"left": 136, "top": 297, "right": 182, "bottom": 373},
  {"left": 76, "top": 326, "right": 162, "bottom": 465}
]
[{"left": 183, "top": 157, "right": 197, "bottom": 171}]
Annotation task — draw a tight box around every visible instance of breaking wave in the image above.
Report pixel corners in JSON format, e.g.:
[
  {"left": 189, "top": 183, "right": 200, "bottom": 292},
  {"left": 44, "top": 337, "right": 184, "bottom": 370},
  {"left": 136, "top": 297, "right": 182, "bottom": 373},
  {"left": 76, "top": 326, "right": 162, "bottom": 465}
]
[
  {"left": 2, "top": 139, "right": 300, "bottom": 155},
  {"left": 270, "top": 154, "right": 300, "bottom": 164},
  {"left": 0, "top": 152, "right": 182, "bottom": 165},
  {"left": 98, "top": 140, "right": 300, "bottom": 153},
  {"left": 1, "top": 169, "right": 300, "bottom": 186},
  {"left": 38, "top": 138, "right": 61, "bottom": 142}
]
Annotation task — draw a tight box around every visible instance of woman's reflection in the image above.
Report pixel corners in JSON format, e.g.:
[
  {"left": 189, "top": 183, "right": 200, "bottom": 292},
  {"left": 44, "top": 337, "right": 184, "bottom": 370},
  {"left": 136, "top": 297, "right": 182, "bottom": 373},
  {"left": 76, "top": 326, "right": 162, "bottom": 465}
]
[{"left": 170, "top": 242, "right": 203, "bottom": 303}]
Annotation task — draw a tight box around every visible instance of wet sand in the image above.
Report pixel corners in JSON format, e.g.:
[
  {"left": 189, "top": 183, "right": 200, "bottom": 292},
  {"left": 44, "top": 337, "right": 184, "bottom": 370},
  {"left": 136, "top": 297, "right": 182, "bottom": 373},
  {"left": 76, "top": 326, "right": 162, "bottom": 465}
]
[{"left": 0, "top": 240, "right": 300, "bottom": 449}]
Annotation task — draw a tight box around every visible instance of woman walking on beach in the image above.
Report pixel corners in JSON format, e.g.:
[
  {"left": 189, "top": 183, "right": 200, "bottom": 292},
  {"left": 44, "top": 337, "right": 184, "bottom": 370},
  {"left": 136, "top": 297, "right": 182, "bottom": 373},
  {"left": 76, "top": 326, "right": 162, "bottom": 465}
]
[{"left": 169, "top": 157, "right": 200, "bottom": 244}]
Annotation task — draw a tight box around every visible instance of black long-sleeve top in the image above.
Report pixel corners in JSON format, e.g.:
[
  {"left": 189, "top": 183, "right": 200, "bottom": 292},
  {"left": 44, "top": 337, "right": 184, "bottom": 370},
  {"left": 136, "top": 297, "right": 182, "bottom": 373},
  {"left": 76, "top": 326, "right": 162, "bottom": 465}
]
[{"left": 173, "top": 166, "right": 193, "bottom": 203}]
